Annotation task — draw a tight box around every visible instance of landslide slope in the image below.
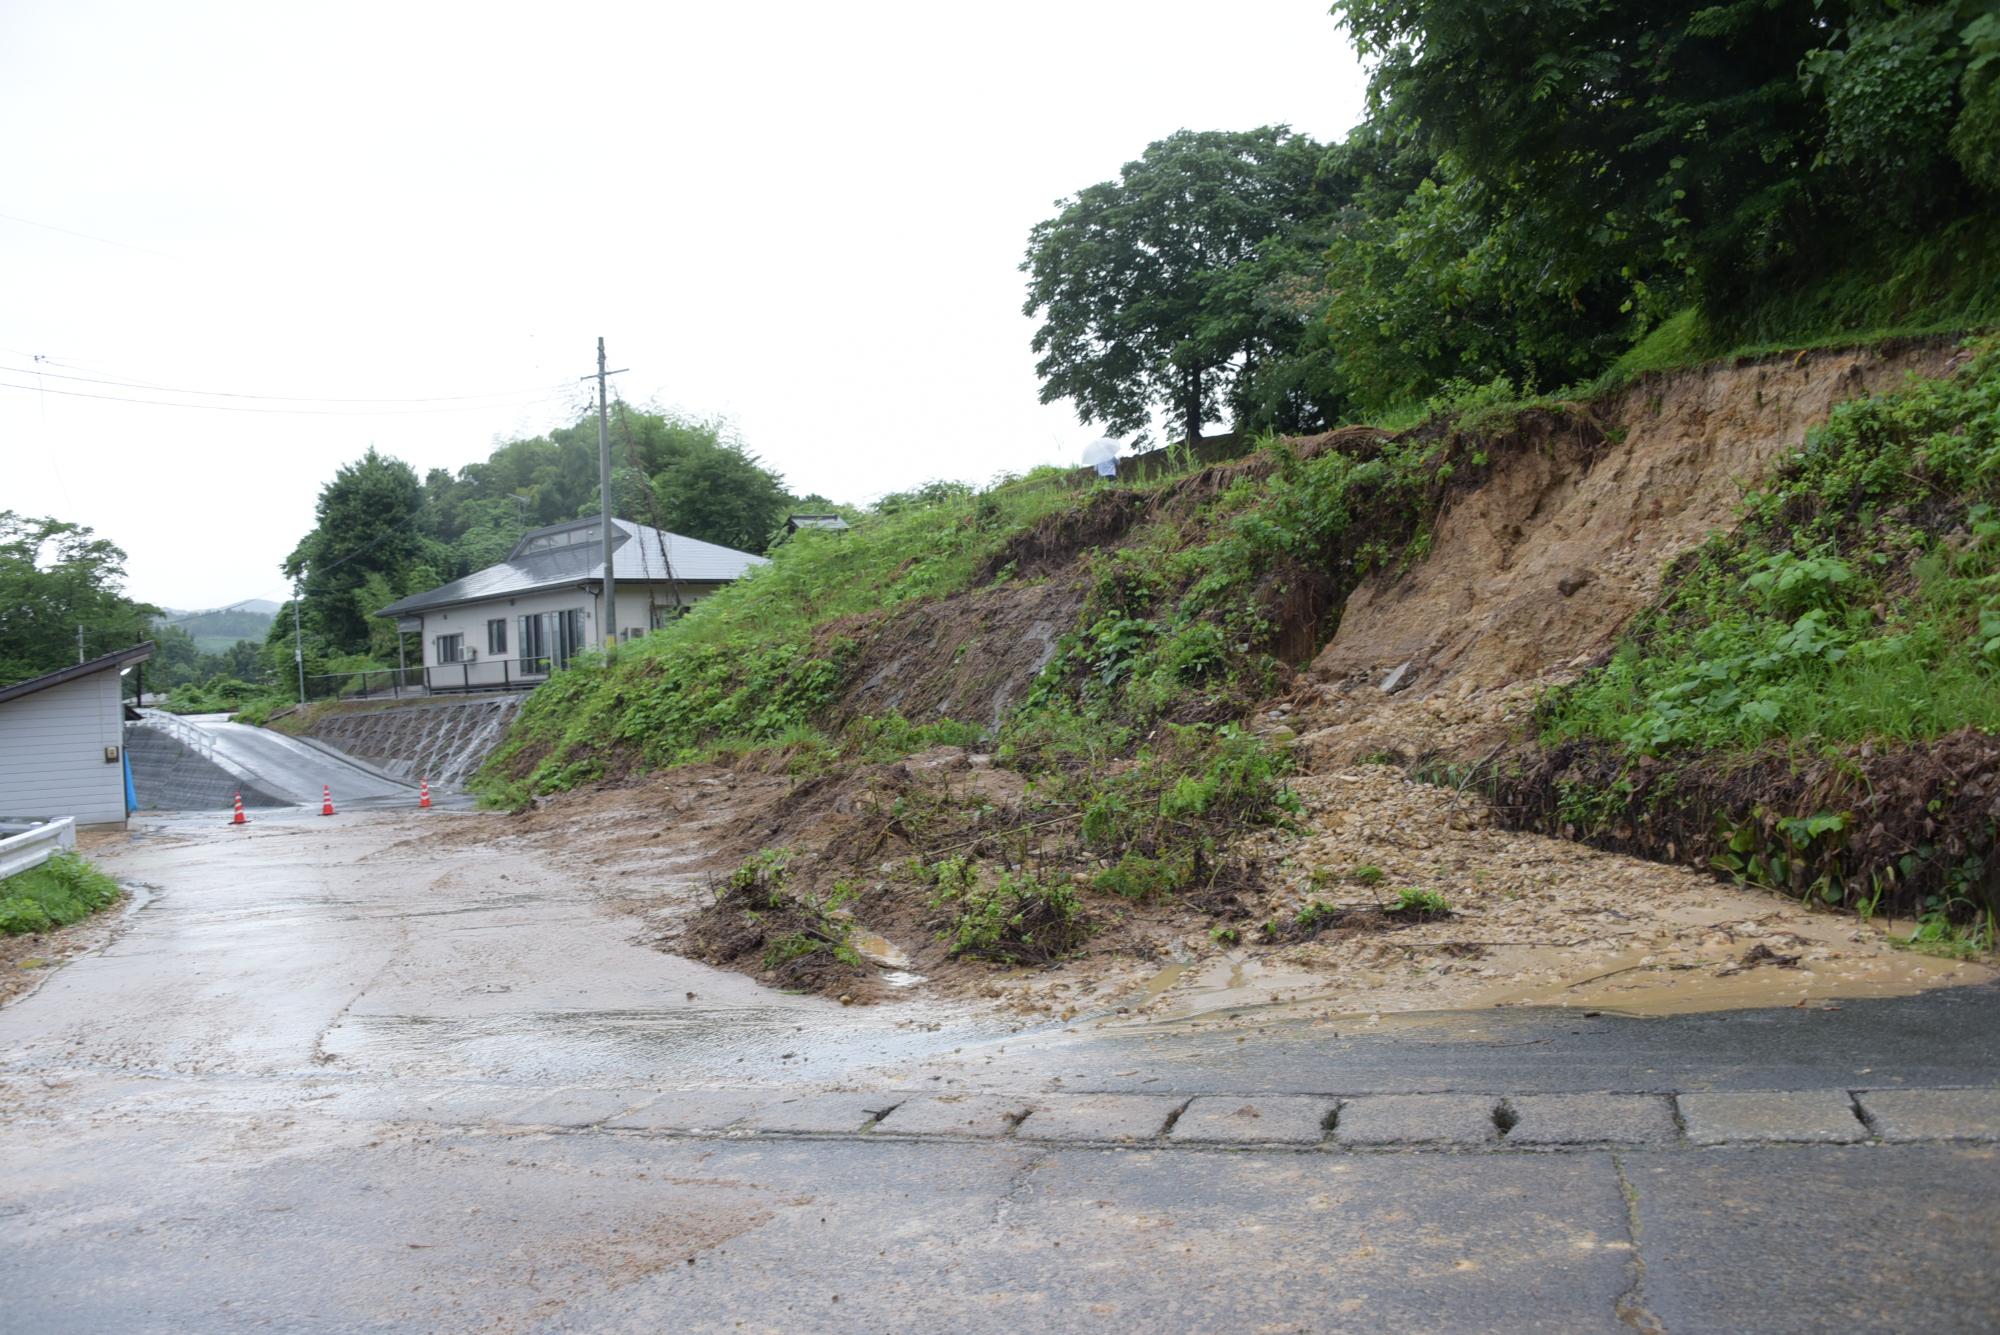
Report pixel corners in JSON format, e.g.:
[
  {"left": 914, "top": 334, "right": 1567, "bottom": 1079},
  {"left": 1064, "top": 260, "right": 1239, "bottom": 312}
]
[{"left": 473, "top": 339, "right": 1996, "bottom": 1009}]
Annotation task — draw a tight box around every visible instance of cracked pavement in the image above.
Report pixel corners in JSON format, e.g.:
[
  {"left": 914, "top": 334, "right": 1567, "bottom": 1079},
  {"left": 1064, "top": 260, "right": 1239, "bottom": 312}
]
[{"left": 2, "top": 809, "right": 1997, "bottom": 1331}]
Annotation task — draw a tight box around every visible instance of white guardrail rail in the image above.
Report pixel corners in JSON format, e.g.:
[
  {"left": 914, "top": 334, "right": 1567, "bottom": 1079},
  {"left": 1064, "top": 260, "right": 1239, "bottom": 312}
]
[
  {"left": 136, "top": 708, "right": 216, "bottom": 760},
  {"left": 0, "top": 817, "right": 78, "bottom": 881}
]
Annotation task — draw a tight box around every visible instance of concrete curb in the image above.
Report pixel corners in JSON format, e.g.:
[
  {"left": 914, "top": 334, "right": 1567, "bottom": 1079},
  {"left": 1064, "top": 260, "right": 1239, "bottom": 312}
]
[{"left": 41, "top": 1076, "right": 1997, "bottom": 1152}]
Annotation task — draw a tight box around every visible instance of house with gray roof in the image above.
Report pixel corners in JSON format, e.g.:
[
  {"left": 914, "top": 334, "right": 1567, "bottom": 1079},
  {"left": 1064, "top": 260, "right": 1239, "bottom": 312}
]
[{"left": 375, "top": 517, "right": 766, "bottom": 692}]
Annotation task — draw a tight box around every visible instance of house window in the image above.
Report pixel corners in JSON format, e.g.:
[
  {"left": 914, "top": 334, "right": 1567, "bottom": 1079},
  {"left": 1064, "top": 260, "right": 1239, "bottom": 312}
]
[
  {"left": 515, "top": 608, "right": 586, "bottom": 673},
  {"left": 649, "top": 604, "right": 691, "bottom": 630},
  {"left": 435, "top": 633, "right": 464, "bottom": 664},
  {"left": 487, "top": 619, "right": 508, "bottom": 656}
]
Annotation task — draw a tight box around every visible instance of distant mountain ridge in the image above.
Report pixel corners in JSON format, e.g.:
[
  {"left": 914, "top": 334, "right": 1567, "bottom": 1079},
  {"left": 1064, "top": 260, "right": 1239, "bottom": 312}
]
[{"left": 156, "top": 600, "right": 278, "bottom": 651}]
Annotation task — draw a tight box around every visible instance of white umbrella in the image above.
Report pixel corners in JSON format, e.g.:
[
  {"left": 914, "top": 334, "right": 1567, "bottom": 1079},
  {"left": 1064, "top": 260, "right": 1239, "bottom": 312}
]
[{"left": 1081, "top": 437, "right": 1121, "bottom": 478}]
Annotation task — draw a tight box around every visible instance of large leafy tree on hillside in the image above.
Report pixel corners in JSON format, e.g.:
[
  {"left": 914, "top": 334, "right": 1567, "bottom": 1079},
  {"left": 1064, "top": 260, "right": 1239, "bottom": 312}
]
[
  {"left": 419, "top": 406, "right": 795, "bottom": 562},
  {"left": 1332, "top": 0, "right": 2000, "bottom": 330},
  {"left": 1021, "top": 127, "right": 1331, "bottom": 446},
  {"left": 282, "top": 448, "right": 431, "bottom": 654},
  {"left": 0, "top": 512, "right": 158, "bottom": 684}
]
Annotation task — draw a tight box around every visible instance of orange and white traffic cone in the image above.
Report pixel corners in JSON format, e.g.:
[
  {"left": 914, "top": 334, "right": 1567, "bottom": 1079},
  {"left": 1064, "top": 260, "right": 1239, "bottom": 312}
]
[
  {"left": 418, "top": 778, "right": 431, "bottom": 809},
  {"left": 321, "top": 784, "right": 336, "bottom": 816},
  {"left": 231, "top": 792, "right": 246, "bottom": 826}
]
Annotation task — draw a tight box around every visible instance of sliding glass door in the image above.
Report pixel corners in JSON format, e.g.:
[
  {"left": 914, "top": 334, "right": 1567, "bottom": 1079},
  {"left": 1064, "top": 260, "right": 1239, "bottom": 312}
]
[{"left": 516, "top": 608, "right": 586, "bottom": 674}]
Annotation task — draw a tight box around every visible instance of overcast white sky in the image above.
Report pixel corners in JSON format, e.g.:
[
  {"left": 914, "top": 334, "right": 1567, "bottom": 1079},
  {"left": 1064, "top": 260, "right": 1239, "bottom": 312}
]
[{"left": 2, "top": 1, "right": 1366, "bottom": 610}]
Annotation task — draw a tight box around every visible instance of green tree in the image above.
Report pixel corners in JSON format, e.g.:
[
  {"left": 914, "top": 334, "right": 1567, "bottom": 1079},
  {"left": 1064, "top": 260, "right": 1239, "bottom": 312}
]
[
  {"left": 282, "top": 448, "right": 427, "bottom": 655},
  {"left": 146, "top": 622, "right": 204, "bottom": 692},
  {"left": 650, "top": 439, "right": 792, "bottom": 553},
  {"left": 1022, "top": 127, "right": 1330, "bottom": 445},
  {"left": 414, "top": 405, "right": 793, "bottom": 561},
  {"left": 1332, "top": 0, "right": 1998, "bottom": 331},
  {"left": 0, "top": 512, "right": 158, "bottom": 684},
  {"left": 213, "top": 639, "right": 267, "bottom": 683}
]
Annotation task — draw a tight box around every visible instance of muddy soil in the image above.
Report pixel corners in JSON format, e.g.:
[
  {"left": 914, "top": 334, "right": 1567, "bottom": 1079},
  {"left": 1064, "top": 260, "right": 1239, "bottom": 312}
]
[
  {"left": 457, "top": 751, "right": 1215, "bottom": 1007},
  {"left": 463, "top": 342, "right": 1993, "bottom": 1025},
  {"left": 476, "top": 742, "right": 1992, "bottom": 1030},
  {"left": 1313, "top": 340, "right": 1961, "bottom": 700},
  {"left": 0, "top": 903, "right": 127, "bottom": 1008}
]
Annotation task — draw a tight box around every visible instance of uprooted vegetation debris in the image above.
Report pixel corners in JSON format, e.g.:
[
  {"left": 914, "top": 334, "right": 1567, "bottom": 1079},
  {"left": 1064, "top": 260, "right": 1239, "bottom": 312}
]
[{"left": 475, "top": 341, "right": 1998, "bottom": 1005}]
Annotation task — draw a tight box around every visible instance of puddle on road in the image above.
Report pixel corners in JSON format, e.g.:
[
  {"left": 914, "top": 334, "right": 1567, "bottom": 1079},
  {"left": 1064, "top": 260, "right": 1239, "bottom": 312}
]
[
  {"left": 850, "top": 931, "right": 909, "bottom": 969},
  {"left": 851, "top": 932, "right": 928, "bottom": 989}
]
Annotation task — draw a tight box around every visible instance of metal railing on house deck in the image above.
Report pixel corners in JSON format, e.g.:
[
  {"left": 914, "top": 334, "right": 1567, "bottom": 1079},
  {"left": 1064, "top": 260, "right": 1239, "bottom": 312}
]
[{"left": 300, "top": 658, "right": 558, "bottom": 701}]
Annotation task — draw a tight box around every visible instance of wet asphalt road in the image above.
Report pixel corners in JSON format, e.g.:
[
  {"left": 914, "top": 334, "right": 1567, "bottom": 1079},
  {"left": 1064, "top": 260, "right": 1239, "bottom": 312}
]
[{"left": 1, "top": 809, "right": 1996, "bottom": 1332}]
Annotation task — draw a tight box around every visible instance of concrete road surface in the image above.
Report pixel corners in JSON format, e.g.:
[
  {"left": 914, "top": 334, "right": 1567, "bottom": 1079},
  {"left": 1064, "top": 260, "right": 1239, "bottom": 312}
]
[{"left": 2, "top": 809, "right": 1996, "bottom": 1332}]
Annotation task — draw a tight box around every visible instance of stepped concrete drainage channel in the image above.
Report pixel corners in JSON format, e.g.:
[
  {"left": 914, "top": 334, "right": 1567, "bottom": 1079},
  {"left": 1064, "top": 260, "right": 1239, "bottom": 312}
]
[{"left": 269, "top": 1084, "right": 2000, "bottom": 1151}]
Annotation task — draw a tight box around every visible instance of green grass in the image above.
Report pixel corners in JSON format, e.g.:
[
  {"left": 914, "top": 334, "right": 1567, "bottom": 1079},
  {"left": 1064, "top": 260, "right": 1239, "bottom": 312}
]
[
  {"left": 478, "top": 467, "right": 1088, "bottom": 799},
  {"left": 1388, "top": 887, "right": 1451, "bottom": 919},
  {"left": 1594, "top": 219, "right": 2000, "bottom": 392},
  {"left": 1899, "top": 907, "right": 1998, "bottom": 959},
  {"left": 0, "top": 852, "right": 122, "bottom": 935},
  {"left": 1542, "top": 339, "right": 2000, "bottom": 754}
]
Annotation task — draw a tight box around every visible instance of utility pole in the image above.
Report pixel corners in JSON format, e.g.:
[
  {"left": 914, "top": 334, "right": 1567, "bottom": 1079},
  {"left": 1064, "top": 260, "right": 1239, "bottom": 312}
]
[
  {"left": 584, "top": 338, "right": 626, "bottom": 654},
  {"left": 293, "top": 583, "right": 306, "bottom": 704},
  {"left": 77, "top": 624, "right": 85, "bottom": 664}
]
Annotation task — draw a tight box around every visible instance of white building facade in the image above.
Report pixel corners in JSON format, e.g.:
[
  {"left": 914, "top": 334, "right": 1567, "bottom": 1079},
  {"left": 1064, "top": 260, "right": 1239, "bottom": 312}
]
[
  {"left": 377, "top": 518, "right": 767, "bottom": 692},
  {"left": 0, "top": 643, "right": 152, "bottom": 829}
]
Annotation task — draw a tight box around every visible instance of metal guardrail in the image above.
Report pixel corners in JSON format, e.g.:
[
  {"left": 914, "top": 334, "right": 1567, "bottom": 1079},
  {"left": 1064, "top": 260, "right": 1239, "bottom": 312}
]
[
  {"left": 0, "top": 817, "right": 77, "bottom": 881},
  {"left": 135, "top": 709, "right": 216, "bottom": 759}
]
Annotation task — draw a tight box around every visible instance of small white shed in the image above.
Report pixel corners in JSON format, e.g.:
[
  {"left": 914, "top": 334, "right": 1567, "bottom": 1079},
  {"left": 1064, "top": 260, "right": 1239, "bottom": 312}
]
[{"left": 0, "top": 643, "right": 153, "bottom": 830}]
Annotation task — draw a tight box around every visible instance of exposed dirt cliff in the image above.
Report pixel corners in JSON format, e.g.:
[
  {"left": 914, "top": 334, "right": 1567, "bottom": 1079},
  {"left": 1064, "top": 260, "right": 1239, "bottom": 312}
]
[
  {"left": 1316, "top": 341, "right": 1959, "bottom": 698},
  {"left": 1288, "top": 340, "right": 1963, "bottom": 767}
]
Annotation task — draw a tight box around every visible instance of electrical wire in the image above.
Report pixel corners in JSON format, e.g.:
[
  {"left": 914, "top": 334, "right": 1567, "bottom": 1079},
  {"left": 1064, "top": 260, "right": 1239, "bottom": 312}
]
[
  {"left": 2, "top": 359, "right": 574, "bottom": 405},
  {"left": 0, "top": 208, "right": 177, "bottom": 259},
  {"left": 0, "top": 375, "right": 571, "bottom": 417}
]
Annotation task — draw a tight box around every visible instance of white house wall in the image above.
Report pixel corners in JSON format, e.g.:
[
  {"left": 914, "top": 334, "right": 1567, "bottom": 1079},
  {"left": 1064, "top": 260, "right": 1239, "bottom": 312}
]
[
  {"left": 604, "top": 582, "right": 721, "bottom": 642},
  {"left": 415, "top": 582, "right": 722, "bottom": 689},
  {"left": 0, "top": 670, "right": 129, "bottom": 828}
]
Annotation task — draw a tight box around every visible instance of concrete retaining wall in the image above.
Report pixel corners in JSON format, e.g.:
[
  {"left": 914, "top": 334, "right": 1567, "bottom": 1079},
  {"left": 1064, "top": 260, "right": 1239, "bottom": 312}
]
[{"left": 288, "top": 695, "right": 522, "bottom": 788}]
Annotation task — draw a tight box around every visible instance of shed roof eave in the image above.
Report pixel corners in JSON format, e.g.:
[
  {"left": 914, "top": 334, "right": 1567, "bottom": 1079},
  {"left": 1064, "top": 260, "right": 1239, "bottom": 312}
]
[{"left": 0, "top": 642, "right": 155, "bottom": 706}]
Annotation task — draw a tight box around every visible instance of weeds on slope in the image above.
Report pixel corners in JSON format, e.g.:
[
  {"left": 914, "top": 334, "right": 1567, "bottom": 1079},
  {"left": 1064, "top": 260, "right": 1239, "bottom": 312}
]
[
  {"left": 477, "top": 467, "right": 1087, "bottom": 801},
  {"left": 1501, "top": 340, "right": 2000, "bottom": 930},
  {"left": 0, "top": 853, "right": 122, "bottom": 935},
  {"left": 480, "top": 411, "right": 1530, "bottom": 971},
  {"left": 1542, "top": 339, "right": 2000, "bottom": 753}
]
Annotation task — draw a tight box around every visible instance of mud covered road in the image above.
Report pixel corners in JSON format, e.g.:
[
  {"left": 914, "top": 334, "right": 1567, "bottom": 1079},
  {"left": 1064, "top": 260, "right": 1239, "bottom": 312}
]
[{"left": 3, "top": 810, "right": 1998, "bottom": 1332}]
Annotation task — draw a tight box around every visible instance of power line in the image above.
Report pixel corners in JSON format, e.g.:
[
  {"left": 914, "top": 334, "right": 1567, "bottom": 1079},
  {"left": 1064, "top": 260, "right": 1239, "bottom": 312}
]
[
  {"left": 0, "top": 208, "right": 178, "bottom": 259},
  {"left": 0, "top": 375, "right": 572, "bottom": 417},
  {"left": 3, "top": 358, "right": 574, "bottom": 405}
]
